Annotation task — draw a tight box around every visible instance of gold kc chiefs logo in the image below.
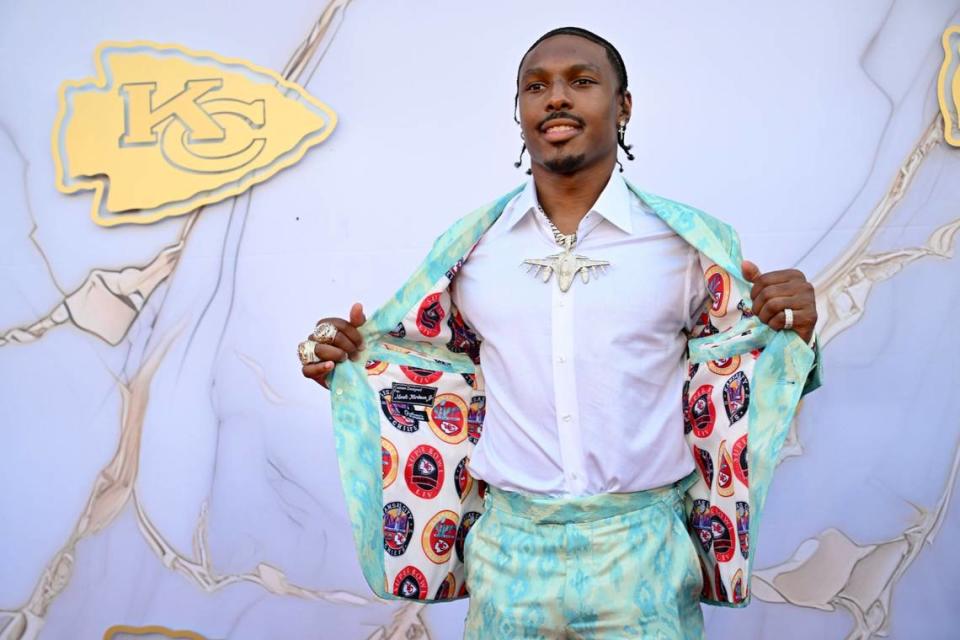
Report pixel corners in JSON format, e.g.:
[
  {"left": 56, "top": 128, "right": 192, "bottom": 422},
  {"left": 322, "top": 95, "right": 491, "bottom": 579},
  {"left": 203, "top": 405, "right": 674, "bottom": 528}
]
[{"left": 53, "top": 41, "right": 336, "bottom": 226}]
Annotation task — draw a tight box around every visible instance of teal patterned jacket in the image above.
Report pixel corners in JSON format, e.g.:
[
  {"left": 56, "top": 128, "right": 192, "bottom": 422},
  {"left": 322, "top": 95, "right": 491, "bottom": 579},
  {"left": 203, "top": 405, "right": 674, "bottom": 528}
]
[{"left": 328, "top": 182, "right": 822, "bottom": 606}]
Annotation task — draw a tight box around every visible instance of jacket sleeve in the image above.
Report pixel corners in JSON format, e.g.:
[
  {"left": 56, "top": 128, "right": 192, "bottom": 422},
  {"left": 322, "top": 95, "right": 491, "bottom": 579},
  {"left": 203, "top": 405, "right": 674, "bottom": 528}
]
[{"left": 800, "top": 336, "right": 823, "bottom": 397}]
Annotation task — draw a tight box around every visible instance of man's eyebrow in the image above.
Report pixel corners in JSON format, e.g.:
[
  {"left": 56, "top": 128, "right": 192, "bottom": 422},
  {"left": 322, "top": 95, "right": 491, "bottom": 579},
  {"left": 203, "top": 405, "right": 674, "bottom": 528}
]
[
  {"left": 568, "top": 63, "right": 602, "bottom": 74},
  {"left": 521, "top": 63, "right": 603, "bottom": 78}
]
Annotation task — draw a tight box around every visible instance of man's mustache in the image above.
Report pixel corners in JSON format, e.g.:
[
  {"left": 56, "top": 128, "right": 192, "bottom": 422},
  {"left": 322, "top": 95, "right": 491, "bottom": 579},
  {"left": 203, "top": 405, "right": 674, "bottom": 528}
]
[{"left": 537, "top": 112, "right": 585, "bottom": 130}]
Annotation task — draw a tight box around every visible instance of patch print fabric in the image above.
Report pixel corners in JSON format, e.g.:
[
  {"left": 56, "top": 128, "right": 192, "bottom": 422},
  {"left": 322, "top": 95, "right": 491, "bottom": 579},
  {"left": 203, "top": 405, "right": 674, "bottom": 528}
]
[
  {"left": 684, "top": 257, "right": 756, "bottom": 603},
  {"left": 369, "top": 360, "right": 485, "bottom": 602}
]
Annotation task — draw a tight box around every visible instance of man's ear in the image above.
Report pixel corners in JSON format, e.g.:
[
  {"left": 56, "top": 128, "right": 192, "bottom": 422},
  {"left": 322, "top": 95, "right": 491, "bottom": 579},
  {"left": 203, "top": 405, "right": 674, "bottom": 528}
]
[{"left": 619, "top": 90, "right": 633, "bottom": 123}]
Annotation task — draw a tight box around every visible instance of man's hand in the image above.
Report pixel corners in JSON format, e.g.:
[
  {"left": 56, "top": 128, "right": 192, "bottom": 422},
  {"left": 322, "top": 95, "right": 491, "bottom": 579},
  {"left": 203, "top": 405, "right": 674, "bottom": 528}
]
[
  {"left": 301, "top": 302, "right": 367, "bottom": 389},
  {"left": 742, "top": 260, "right": 817, "bottom": 344}
]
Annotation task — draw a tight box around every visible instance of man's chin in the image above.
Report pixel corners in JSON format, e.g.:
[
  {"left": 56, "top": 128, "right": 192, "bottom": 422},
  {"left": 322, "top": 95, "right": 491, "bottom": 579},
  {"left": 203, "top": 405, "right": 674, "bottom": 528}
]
[{"left": 543, "top": 153, "right": 587, "bottom": 175}]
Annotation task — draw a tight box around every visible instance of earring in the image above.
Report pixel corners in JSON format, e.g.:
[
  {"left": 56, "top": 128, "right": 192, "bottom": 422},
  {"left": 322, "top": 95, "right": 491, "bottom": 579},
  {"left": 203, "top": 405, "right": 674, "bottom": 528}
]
[{"left": 618, "top": 121, "right": 626, "bottom": 138}]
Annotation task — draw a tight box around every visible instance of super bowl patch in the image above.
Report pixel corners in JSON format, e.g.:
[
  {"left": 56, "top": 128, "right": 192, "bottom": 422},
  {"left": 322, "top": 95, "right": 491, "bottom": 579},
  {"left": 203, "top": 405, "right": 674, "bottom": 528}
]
[
  {"left": 689, "top": 385, "right": 716, "bottom": 438},
  {"left": 732, "top": 434, "right": 748, "bottom": 486},
  {"left": 708, "top": 355, "right": 740, "bottom": 376},
  {"left": 382, "top": 501, "right": 414, "bottom": 557},
  {"left": 381, "top": 437, "right": 399, "bottom": 488},
  {"left": 722, "top": 371, "right": 750, "bottom": 424},
  {"left": 705, "top": 265, "right": 730, "bottom": 318},
  {"left": 708, "top": 506, "right": 735, "bottom": 563},
  {"left": 416, "top": 293, "right": 445, "bottom": 337},
  {"left": 468, "top": 396, "right": 485, "bottom": 444},
  {"left": 454, "top": 456, "right": 474, "bottom": 501},
  {"left": 400, "top": 365, "right": 443, "bottom": 385},
  {"left": 366, "top": 359, "right": 389, "bottom": 375},
  {"left": 389, "top": 322, "right": 406, "bottom": 338},
  {"left": 456, "top": 511, "right": 481, "bottom": 562},
  {"left": 691, "top": 498, "right": 712, "bottom": 553},
  {"left": 428, "top": 393, "right": 469, "bottom": 444},
  {"left": 736, "top": 501, "right": 749, "bottom": 559},
  {"left": 693, "top": 445, "right": 714, "bottom": 487},
  {"left": 434, "top": 572, "right": 457, "bottom": 600},
  {"left": 421, "top": 510, "right": 459, "bottom": 564},
  {"left": 447, "top": 308, "right": 481, "bottom": 363},
  {"left": 404, "top": 445, "right": 445, "bottom": 499},
  {"left": 717, "top": 440, "right": 735, "bottom": 498},
  {"left": 393, "top": 565, "right": 428, "bottom": 600}
]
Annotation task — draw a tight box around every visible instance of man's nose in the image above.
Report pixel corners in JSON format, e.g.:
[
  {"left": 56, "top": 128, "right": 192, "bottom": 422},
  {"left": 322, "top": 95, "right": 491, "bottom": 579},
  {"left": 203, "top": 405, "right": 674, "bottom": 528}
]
[{"left": 546, "top": 83, "right": 572, "bottom": 111}]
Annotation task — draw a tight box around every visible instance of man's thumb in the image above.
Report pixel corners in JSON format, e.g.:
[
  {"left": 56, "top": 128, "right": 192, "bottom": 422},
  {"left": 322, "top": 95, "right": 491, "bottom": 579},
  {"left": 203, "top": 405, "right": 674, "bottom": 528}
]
[
  {"left": 741, "top": 260, "right": 761, "bottom": 283},
  {"left": 349, "top": 302, "right": 366, "bottom": 326}
]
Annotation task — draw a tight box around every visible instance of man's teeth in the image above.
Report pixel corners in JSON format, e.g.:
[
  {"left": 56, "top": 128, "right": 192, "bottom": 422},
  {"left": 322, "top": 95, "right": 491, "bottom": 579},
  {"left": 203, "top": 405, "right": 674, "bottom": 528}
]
[{"left": 546, "top": 125, "right": 577, "bottom": 132}]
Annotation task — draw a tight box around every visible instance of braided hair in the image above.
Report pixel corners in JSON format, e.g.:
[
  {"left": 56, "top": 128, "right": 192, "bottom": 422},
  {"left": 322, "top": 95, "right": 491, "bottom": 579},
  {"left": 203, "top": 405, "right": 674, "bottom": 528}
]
[{"left": 513, "top": 26, "right": 635, "bottom": 172}]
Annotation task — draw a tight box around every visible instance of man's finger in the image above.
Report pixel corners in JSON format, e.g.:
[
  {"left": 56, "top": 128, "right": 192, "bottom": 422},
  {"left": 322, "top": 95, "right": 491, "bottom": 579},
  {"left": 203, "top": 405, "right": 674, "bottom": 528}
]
[
  {"left": 752, "top": 282, "right": 803, "bottom": 314},
  {"left": 757, "top": 294, "right": 809, "bottom": 326},
  {"left": 329, "top": 318, "right": 364, "bottom": 350},
  {"left": 349, "top": 302, "right": 367, "bottom": 328},
  {"left": 749, "top": 269, "right": 806, "bottom": 289},
  {"left": 327, "top": 330, "right": 360, "bottom": 355},
  {"left": 741, "top": 260, "right": 761, "bottom": 283},
  {"left": 313, "top": 343, "right": 349, "bottom": 362},
  {"left": 302, "top": 362, "right": 334, "bottom": 388}
]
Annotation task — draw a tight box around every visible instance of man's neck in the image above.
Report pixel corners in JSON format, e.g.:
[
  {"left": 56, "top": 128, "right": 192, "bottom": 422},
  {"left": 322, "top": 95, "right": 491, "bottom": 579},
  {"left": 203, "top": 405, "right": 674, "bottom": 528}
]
[{"left": 531, "top": 157, "right": 617, "bottom": 235}]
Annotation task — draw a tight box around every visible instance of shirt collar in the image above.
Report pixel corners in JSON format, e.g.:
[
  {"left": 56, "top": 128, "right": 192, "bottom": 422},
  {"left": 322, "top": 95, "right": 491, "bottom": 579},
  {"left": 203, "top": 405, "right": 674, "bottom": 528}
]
[{"left": 502, "top": 172, "right": 634, "bottom": 235}]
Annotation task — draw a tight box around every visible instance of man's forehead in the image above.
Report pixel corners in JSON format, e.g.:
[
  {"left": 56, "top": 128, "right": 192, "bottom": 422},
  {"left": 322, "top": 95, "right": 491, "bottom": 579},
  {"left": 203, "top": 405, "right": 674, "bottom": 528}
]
[{"left": 520, "top": 34, "right": 610, "bottom": 74}]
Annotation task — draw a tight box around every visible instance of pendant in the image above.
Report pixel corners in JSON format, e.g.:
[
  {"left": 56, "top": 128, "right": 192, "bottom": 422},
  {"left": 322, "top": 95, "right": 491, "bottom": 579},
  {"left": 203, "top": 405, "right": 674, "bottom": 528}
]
[{"left": 523, "top": 237, "right": 610, "bottom": 292}]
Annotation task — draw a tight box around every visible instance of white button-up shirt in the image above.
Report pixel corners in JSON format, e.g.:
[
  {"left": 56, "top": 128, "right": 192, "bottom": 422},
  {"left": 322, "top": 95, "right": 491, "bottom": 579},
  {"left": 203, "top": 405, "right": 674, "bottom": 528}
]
[{"left": 451, "top": 173, "right": 708, "bottom": 496}]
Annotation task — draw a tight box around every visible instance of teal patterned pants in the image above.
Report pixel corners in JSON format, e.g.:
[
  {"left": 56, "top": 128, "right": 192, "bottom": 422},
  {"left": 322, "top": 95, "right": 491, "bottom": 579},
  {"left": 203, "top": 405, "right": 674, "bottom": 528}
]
[{"left": 463, "top": 479, "right": 704, "bottom": 639}]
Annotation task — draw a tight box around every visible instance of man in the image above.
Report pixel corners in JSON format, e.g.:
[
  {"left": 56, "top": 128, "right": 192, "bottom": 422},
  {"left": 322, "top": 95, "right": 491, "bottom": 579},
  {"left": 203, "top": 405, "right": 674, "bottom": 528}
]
[{"left": 300, "top": 27, "right": 820, "bottom": 639}]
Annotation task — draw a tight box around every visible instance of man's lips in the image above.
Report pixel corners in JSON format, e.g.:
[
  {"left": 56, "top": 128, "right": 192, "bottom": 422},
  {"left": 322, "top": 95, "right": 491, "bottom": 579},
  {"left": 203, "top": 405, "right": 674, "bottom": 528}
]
[{"left": 540, "top": 118, "right": 583, "bottom": 143}]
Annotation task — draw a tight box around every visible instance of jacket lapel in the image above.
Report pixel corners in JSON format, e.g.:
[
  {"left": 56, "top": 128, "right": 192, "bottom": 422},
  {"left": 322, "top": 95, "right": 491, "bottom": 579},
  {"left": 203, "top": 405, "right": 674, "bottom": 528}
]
[
  {"left": 626, "top": 182, "right": 747, "bottom": 289},
  {"left": 360, "top": 185, "right": 525, "bottom": 344}
]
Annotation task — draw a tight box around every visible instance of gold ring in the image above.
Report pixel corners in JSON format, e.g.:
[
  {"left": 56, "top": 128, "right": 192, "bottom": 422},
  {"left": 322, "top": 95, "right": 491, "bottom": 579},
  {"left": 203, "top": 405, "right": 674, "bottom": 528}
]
[
  {"left": 298, "top": 340, "right": 320, "bottom": 365},
  {"left": 312, "top": 321, "right": 339, "bottom": 345}
]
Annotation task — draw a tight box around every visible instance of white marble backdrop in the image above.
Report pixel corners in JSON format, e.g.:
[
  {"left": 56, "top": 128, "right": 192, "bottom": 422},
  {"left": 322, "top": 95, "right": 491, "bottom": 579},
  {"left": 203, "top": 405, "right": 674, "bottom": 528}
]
[{"left": 1, "top": 1, "right": 958, "bottom": 638}]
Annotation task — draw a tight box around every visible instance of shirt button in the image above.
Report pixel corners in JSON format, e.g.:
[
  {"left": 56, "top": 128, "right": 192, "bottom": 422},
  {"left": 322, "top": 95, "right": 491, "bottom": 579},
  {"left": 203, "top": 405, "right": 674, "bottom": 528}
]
[
  {"left": 562, "top": 414, "right": 572, "bottom": 422},
  {"left": 558, "top": 300, "right": 565, "bottom": 307},
  {"left": 558, "top": 356, "right": 567, "bottom": 364}
]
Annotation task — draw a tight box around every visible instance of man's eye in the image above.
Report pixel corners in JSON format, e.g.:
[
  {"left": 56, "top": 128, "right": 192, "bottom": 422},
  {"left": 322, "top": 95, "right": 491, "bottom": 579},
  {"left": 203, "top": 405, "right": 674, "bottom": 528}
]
[
  {"left": 573, "top": 78, "right": 596, "bottom": 86},
  {"left": 526, "top": 82, "right": 545, "bottom": 92}
]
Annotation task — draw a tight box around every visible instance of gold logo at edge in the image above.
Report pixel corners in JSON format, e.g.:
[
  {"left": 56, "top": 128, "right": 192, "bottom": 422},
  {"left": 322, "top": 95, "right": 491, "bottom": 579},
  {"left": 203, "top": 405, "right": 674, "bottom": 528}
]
[
  {"left": 53, "top": 41, "right": 337, "bottom": 226},
  {"left": 939, "top": 26, "right": 960, "bottom": 147}
]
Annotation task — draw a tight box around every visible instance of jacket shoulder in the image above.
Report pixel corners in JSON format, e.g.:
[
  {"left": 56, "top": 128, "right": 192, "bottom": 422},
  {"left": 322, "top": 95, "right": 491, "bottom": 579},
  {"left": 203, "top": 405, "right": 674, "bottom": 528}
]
[
  {"left": 650, "top": 192, "right": 739, "bottom": 246},
  {"left": 630, "top": 185, "right": 744, "bottom": 268}
]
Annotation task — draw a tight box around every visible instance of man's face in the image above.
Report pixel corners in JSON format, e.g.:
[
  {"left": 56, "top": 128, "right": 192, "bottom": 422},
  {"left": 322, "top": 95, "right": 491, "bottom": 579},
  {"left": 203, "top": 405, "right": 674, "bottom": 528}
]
[{"left": 517, "top": 34, "right": 631, "bottom": 175}]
